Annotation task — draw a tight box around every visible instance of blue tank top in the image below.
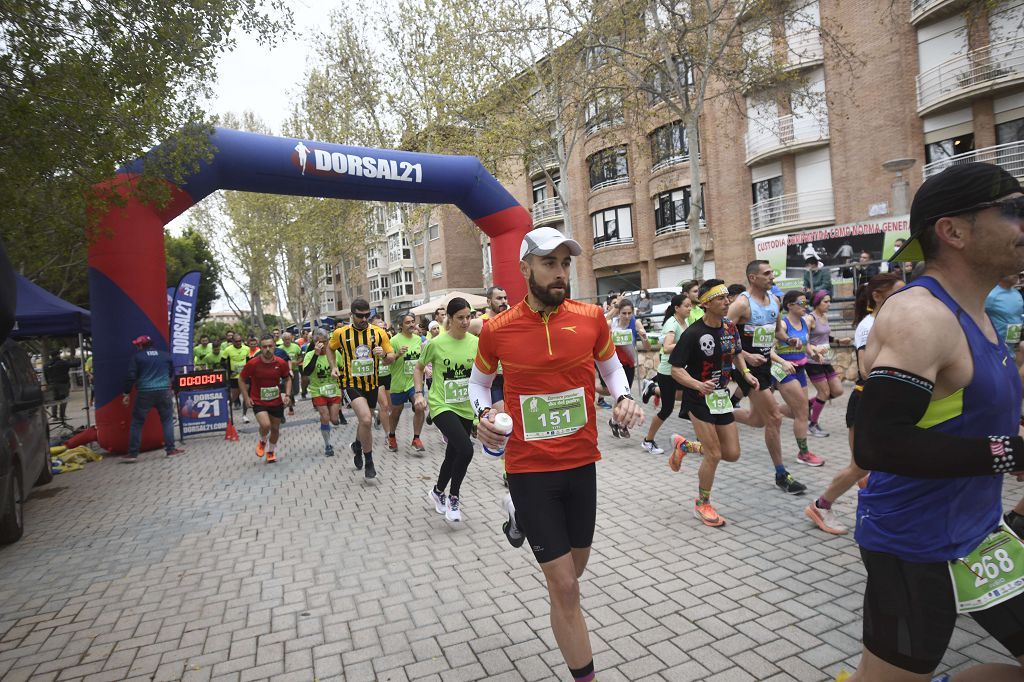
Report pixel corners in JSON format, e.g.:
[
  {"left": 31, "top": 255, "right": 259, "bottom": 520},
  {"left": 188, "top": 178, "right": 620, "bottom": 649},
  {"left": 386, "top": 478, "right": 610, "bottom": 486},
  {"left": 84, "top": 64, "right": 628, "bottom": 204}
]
[
  {"left": 739, "top": 291, "right": 779, "bottom": 357},
  {"left": 778, "top": 316, "right": 808, "bottom": 364},
  {"left": 855, "top": 276, "right": 1023, "bottom": 562}
]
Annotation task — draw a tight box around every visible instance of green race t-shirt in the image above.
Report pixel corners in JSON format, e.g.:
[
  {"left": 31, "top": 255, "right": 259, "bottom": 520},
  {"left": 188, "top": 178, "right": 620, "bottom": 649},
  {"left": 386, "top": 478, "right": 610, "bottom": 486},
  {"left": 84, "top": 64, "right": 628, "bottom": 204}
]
[
  {"left": 281, "top": 342, "right": 302, "bottom": 366},
  {"left": 389, "top": 333, "right": 423, "bottom": 394},
  {"left": 193, "top": 343, "right": 212, "bottom": 366},
  {"left": 303, "top": 350, "right": 343, "bottom": 398},
  {"left": 657, "top": 316, "right": 685, "bottom": 376},
  {"left": 202, "top": 351, "right": 225, "bottom": 370},
  {"left": 686, "top": 306, "right": 705, "bottom": 325},
  {"left": 223, "top": 345, "right": 251, "bottom": 378},
  {"left": 418, "top": 331, "right": 478, "bottom": 421}
]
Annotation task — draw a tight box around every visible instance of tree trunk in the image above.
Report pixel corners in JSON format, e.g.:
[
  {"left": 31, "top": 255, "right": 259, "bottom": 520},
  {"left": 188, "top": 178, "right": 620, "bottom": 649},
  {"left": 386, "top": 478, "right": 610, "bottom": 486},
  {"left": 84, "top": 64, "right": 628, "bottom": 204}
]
[
  {"left": 250, "top": 283, "right": 267, "bottom": 333},
  {"left": 685, "top": 113, "right": 706, "bottom": 281}
]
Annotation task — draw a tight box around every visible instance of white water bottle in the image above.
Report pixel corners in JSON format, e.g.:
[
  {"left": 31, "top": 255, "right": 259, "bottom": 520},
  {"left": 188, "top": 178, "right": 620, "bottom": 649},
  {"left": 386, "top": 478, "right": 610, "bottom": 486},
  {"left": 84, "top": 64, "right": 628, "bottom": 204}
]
[{"left": 482, "top": 412, "right": 513, "bottom": 457}]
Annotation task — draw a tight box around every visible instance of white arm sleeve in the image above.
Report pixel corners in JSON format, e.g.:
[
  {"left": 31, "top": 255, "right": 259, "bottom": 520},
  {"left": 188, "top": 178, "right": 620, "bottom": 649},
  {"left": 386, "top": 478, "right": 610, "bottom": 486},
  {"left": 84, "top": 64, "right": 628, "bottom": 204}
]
[
  {"left": 596, "top": 355, "right": 631, "bottom": 399},
  {"left": 469, "top": 364, "right": 496, "bottom": 416}
]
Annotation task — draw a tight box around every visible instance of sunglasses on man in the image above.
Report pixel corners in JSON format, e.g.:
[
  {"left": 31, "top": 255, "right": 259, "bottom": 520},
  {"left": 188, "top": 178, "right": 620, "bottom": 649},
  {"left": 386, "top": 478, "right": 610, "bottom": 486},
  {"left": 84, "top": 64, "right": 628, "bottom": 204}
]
[{"left": 930, "top": 196, "right": 1024, "bottom": 224}]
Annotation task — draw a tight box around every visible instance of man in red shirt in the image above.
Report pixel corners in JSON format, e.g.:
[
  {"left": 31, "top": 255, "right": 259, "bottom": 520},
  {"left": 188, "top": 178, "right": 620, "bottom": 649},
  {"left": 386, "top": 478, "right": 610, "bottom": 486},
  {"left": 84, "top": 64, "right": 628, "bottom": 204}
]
[
  {"left": 471, "top": 226, "right": 644, "bottom": 682},
  {"left": 239, "top": 334, "right": 292, "bottom": 463}
]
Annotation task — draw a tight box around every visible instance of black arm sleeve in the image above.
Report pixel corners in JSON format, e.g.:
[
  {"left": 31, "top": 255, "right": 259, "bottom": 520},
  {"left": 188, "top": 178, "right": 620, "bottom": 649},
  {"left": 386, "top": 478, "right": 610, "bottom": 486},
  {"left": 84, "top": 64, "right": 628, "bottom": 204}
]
[
  {"left": 853, "top": 367, "right": 1021, "bottom": 478},
  {"left": 301, "top": 353, "right": 318, "bottom": 376}
]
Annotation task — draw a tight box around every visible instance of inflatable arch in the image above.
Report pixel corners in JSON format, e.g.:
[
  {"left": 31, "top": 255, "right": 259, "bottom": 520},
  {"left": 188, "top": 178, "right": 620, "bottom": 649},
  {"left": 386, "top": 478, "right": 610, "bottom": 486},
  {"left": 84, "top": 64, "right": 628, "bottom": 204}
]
[{"left": 90, "top": 127, "right": 532, "bottom": 453}]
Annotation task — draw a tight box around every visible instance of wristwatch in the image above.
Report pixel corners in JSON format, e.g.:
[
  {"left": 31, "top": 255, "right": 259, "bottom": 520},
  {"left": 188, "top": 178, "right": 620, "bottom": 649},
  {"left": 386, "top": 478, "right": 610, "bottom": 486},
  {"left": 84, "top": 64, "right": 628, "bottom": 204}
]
[
  {"left": 477, "top": 406, "right": 493, "bottom": 418},
  {"left": 615, "top": 394, "right": 634, "bottom": 404}
]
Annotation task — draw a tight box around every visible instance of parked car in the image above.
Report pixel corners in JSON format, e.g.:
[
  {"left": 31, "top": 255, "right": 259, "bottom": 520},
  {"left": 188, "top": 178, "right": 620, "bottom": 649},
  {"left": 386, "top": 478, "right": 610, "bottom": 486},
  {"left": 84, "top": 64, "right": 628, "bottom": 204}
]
[
  {"left": 0, "top": 339, "right": 52, "bottom": 544},
  {"left": 618, "top": 287, "right": 680, "bottom": 323}
]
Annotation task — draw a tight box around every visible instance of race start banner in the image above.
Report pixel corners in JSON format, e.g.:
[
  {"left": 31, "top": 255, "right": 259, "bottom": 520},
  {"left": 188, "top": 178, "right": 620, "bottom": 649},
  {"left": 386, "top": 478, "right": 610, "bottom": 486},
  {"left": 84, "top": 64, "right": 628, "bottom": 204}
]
[
  {"left": 754, "top": 216, "right": 910, "bottom": 281},
  {"left": 174, "top": 370, "right": 229, "bottom": 439},
  {"left": 169, "top": 271, "right": 201, "bottom": 372}
]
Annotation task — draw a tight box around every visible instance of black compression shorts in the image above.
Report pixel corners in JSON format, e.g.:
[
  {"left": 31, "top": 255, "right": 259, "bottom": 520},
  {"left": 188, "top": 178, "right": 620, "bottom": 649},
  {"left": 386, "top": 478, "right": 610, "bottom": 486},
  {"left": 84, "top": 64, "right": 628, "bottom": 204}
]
[
  {"left": 739, "top": 362, "right": 772, "bottom": 394},
  {"left": 507, "top": 463, "right": 597, "bottom": 564},
  {"left": 344, "top": 387, "right": 379, "bottom": 410},
  {"left": 379, "top": 374, "right": 391, "bottom": 391},
  {"left": 252, "top": 404, "right": 285, "bottom": 420},
  {"left": 682, "top": 395, "right": 736, "bottom": 426},
  {"left": 861, "top": 546, "right": 1024, "bottom": 674},
  {"left": 846, "top": 387, "right": 862, "bottom": 428}
]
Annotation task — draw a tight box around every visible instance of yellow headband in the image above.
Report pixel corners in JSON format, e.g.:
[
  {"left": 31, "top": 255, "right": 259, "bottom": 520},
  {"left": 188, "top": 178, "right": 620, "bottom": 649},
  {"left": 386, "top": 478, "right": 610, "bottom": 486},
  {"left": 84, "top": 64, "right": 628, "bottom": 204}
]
[{"left": 698, "top": 284, "right": 728, "bottom": 304}]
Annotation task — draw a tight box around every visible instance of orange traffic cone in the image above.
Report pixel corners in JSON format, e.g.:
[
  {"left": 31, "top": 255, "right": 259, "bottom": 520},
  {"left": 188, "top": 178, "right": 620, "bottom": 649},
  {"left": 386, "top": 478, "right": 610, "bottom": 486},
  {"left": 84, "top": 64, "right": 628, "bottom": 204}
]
[{"left": 225, "top": 419, "right": 239, "bottom": 441}]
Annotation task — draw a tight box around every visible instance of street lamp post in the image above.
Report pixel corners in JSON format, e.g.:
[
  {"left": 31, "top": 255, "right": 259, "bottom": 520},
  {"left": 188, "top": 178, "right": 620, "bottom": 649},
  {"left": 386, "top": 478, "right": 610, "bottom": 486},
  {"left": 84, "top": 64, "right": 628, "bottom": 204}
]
[{"left": 882, "top": 158, "right": 917, "bottom": 216}]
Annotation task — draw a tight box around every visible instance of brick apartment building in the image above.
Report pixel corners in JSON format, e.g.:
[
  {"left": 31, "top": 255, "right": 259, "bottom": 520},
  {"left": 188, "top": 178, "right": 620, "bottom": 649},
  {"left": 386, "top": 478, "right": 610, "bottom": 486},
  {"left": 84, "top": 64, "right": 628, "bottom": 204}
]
[{"left": 508, "top": 0, "right": 1024, "bottom": 299}]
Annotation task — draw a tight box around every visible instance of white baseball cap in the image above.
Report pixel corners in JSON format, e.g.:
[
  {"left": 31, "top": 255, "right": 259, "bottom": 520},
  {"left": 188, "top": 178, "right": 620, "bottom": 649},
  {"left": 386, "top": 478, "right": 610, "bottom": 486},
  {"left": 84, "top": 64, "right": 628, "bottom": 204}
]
[{"left": 519, "top": 226, "right": 583, "bottom": 260}]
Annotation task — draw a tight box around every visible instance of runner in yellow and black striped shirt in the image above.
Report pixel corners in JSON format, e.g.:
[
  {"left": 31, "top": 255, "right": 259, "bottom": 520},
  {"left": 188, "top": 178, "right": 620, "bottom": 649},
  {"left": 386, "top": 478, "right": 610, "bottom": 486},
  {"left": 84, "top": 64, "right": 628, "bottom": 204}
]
[{"left": 328, "top": 298, "right": 395, "bottom": 479}]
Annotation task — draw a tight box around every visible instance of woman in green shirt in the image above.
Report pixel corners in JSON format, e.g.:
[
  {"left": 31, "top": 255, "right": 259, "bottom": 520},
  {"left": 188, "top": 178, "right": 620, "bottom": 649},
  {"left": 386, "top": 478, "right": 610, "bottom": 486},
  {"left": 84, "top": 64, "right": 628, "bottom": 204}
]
[
  {"left": 302, "top": 329, "right": 345, "bottom": 457},
  {"left": 641, "top": 294, "right": 691, "bottom": 455},
  {"left": 414, "top": 298, "right": 478, "bottom": 523}
]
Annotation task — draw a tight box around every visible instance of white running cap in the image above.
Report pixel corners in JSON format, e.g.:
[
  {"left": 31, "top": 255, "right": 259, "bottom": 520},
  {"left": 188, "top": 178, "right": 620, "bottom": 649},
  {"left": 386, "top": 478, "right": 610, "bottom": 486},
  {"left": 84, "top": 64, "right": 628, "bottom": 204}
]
[{"left": 519, "top": 226, "right": 582, "bottom": 260}]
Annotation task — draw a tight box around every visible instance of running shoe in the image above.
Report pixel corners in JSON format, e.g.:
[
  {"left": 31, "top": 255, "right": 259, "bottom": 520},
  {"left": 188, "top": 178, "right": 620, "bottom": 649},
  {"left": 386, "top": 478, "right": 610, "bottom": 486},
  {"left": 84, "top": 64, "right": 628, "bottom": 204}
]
[
  {"left": 694, "top": 501, "right": 725, "bottom": 527},
  {"left": 364, "top": 458, "right": 376, "bottom": 479},
  {"left": 243, "top": 415, "right": 251, "bottom": 424},
  {"left": 120, "top": 454, "right": 138, "bottom": 463},
  {"left": 324, "top": 444, "right": 334, "bottom": 458},
  {"left": 808, "top": 423, "right": 830, "bottom": 438},
  {"left": 641, "top": 379, "right": 656, "bottom": 404},
  {"left": 351, "top": 440, "right": 363, "bottom": 470},
  {"left": 804, "top": 502, "right": 848, "bottom": 535},
  {"left": 386, "top": 434, "right": 398, "bottom": 452},
  {"left": 374, "top": 410, "right": 381, "bottom": 429},
  {"left": 429, "top": 487, "right": 447, "bottom": 514},
  {"left": 642, "top": 439, "right": 664, "bottom": 455},
  {"left": 797, "top": 451, "right": 825, "bottom": 467},
  {"left": 411, "top": 437, "right": 425, "bottom": 452},
  {"left": 608, "top": 419, "right": 629, "bottom": 439},
  {"left": 446, "top": 495, "right": 462, "bottom": 522},
  {"left": 338, "top": 413, "right": 348, "bottom": 426},
  {"left": 165, "top": 448, "right": 185, "bottom": 457},
  {"left": 267, "top": 452, "right": 277, "bottom": 463},
  {"left": 596, "top": 397, "right": 612, "bottom": 409},
  {"left": 256, "top": 440, "right": 266, "bottom": 458},
  {"left": 668, "top": 434, "right": 701, "bottom": 472},
  {"left": 502, "top": 493, "right": 525, "bottom": 548},
  {"left": 288, "top": 406, "right": 295, "bottom": 416},
  {"left": 776, "top": 473, "right": 807, "bottom": 495}
]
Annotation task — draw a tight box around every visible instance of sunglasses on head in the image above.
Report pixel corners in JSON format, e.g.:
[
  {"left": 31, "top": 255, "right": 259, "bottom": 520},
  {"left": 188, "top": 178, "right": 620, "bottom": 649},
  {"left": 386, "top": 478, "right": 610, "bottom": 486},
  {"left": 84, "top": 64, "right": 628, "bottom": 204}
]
[{"left": 931, "top": 196, "right": 1024, "bottom": 223}]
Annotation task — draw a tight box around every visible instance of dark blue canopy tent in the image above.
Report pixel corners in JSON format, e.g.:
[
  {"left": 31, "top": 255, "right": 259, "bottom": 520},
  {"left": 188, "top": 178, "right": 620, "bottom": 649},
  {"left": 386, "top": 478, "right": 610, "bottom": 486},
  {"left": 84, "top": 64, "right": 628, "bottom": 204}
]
[{"left": 11, "top": 273, "right": 91, "bottom": 338}]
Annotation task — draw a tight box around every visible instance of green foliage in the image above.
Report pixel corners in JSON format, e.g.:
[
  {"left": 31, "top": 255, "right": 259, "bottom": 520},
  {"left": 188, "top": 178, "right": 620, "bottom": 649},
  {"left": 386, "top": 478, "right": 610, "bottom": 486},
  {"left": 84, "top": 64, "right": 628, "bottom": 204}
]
[
  {"left": 165, "top": 228, "right": 221, "bottom": 322},
  {"left": 0, "top": 0, "right": 291, "bottom": 302}
]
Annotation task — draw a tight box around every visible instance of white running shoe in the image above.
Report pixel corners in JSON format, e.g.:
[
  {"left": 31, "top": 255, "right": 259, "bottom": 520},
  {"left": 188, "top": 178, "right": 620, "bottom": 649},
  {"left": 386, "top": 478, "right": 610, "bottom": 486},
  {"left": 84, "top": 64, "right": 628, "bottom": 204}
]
[
  {"left": 242, "top": 415, "right": 250, "bottom": 424},
  {"left": 502, "top": 493, "right": 524, "bottom": 547},
  {"left": 446, "top": 495, "right": 462, "bottom": 522},
  {"left": 428, "top": 488, "right": 446, "bottom": 515},
  {"left": 642, "top": 439, "right": 665, "bottom": 455}
]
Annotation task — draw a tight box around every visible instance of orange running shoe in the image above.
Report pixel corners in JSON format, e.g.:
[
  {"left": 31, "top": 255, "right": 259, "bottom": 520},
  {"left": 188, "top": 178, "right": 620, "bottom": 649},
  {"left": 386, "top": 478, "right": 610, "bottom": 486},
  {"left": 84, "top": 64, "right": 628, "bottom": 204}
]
[
  {"left": 694, "top": 501, "right": 725, "bottom": 527},
  {"left": 668, "top": 434, "right": 701, "bottom": 472},
  {"left": 386, "top": 434, "right": 398, "bottom": 451},
  {"left": 256, "top": 440, "right": 266, "bottom": 458},
  {"left": 267, "top": 451, "right": 277, "bottom": 463},
  {"left": 411, "top": 437, "right": 425, "bottom": 452}
]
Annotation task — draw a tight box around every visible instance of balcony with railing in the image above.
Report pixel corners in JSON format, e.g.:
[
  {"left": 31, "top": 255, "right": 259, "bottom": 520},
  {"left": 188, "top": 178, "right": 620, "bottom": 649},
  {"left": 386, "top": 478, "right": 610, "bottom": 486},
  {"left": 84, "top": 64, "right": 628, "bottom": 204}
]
[
  {"left": 922, "top": 140, "right": 1024, "bottom": 180},
  {"left": 917, "top": 38, "right": 1024, "bottom": 115},
  {"left": 532, "top": 197, "right": 564, "bottom": 225},
  {"left": 655, "top": 218, "right": 705, "bottom": 237},
  {"left": 593, "top": 236, "right": 635, "bottom": 250},
  {"left": 787, "top": 31, "right": 824, "bottom": 70},
  {"left": 590, "top": 176, "right": 630, "bottom": 192},
  {"left": 911, "top": 0, "right": 968, "bottom": 25},
  {"left": 750, "top": 188, "right": 835, "bottom": 234},
  {"left": 744, "top": 112, "right": 830, "bottom": 165}
]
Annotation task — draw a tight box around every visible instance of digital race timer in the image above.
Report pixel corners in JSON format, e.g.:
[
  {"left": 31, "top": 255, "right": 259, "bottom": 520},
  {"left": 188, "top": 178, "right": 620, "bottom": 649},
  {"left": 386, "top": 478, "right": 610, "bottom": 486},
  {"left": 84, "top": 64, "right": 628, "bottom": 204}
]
[{"left": 174, "top": 370, "right": 228, "bottom": 391}]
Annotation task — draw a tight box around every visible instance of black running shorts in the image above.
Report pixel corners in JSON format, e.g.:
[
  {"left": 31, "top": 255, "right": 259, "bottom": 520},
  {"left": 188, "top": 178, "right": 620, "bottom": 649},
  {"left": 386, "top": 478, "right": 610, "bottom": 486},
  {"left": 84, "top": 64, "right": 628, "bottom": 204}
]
[
  {"left": 845, "top": 388, "right": 862, "bottom": 428},
  {"left": 252, "top": 404, "right": 285, "bottom": 420},
  {"left": 344, "top": 386, "right": 379, "bottom": 410},
  {"left": 861, "top": 546, "right": 1024, "bottom": 674},
  {"left": 507, "top": 463, "right": 597, "bottom": 565},
  {"left": 682, "top": 396, "right": 735, "bottom": 426},
  {"left": 379, "top": 374, "right": 391, "bottom": 391},
  {"left": 739, "top": 362, "right": 772, "bottom": 394}
]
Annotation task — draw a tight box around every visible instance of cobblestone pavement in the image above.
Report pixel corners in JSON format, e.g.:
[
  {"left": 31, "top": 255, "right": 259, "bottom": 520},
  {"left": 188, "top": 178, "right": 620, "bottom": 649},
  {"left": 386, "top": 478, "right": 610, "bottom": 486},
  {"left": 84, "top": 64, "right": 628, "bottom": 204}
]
[{"left": 0, "top": 390, "right": 1019, "bottom": 681}]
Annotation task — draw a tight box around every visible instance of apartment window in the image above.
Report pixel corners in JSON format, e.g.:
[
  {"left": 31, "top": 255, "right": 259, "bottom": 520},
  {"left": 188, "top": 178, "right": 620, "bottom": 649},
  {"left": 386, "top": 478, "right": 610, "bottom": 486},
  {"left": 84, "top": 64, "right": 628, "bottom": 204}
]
[
  {"left": 752, "top": 176, "right": 783, "bottom": 205},
  {"left": 584, "top": 91, "right": 623, "bottom": 135},
  {"left": 654, "top": 187, "right": 704, "bottom": 234},
  {"left": 751, "top": 176, "right": 784, "bottom": 228},
  {"left": 393, "top": 270, "right": 414, "bottom": 297},
  {"left": 587, "top": 146, "right": 629, "bottom": 191},
  {"left": 431, "top": 262, "right": 443, "bottom": 278},
  {"left": 388, "top": 233, "right": 411, "bottom": 262},
  {"left": 428, "top": 223, "right": 440, "bottom": 240},
  {"left": 649, "top": 122, "right": 689, "bottom": 169},
  {"left": 925, "top": 133, "right": 975, "bottom": 164},
  {"left": 532, "top": 178, "right": 548, "bottom": 204},
  {"left": 592, "top": 205, "right": 633, "bottom": 248},
  {"left": 997, "top": 118, "right": 1024, "bottom": 144},
  {"left": 367, "top": 248, "right": 379, "bottom": 270},
  {"left": 370, "top": 276, "right": 388, "bottom": 301},
  {"left": 644, "top": 60, "right": 692, "bottom": 104}
]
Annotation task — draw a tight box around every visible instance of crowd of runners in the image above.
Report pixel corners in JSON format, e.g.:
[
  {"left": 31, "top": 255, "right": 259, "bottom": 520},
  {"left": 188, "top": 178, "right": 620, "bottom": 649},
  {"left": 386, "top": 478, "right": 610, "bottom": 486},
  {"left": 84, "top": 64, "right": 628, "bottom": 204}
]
[{"left": 171, "top": 162, "right": 1024, "bottom": 682}]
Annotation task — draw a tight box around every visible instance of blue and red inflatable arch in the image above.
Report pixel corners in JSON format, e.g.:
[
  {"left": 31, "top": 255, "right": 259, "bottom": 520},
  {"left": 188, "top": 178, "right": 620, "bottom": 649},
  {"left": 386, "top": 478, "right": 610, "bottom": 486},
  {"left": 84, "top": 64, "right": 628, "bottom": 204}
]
[{"left": 90, "top": 127, "right": 531, "bottom": 453}]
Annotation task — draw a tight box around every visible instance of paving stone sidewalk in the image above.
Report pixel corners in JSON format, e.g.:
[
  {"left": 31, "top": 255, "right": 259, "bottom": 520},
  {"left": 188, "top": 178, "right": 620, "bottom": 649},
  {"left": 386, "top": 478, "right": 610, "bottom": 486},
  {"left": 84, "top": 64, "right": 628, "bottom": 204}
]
[{"left": 0, "top": 391, "right": 1018, "bottom": 681}]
